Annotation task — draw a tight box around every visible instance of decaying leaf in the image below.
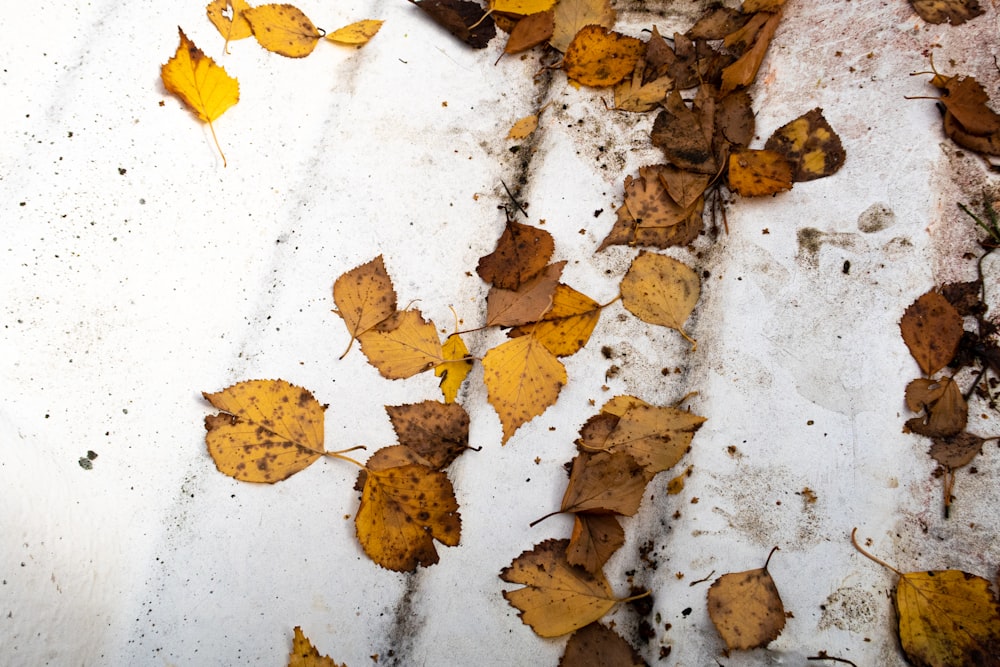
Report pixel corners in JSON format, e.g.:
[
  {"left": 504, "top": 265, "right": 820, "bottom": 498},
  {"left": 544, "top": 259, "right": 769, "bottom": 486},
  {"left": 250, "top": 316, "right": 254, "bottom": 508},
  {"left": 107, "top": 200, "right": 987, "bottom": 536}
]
[
  {"left": 559, "top": 623, "right": 647, "bottom": 667},
  {"left": 563, "top": 25, "right": 644, "bottom": 88},
  {"left": 485, "top": 261, "right": 564, "bottom": 327},
  {"left": 567, "top": 513, "right": 624, "bottom": 573},
  {"left": 504, "top": 11, "right": 555, "bottom": 54},
  {"left": 688, "top": 6, "right": 749, "bottom": 40},
  {"left": 764, "top": 108, "right": 846, "bottom": 181},
  {"left": 720, "top": 9, "right": 783, "bottom": 95},
  {"left": 560, "top": 451, "right": 648, "bottom": 516},
  {"left": 501, "top": 539, "right": 618, "bottom": 637},
  {"left": 477, "top": 219, "right": 554, "bottom": 290},
  {"left": 921, "top": 69, "right": 1000, "bottom": 158},
  {"left": 602, "top": 402, "right": 706, "bottom": 477},
  {"left": 161, "top": 27, "right": 239, "bottom": 166},
  {"left": 508, "top": 284, "right": 602, "bottom": 357},
  {"left": 598, "top": 201, "right": 703, "bottom": 251},
  {"left": 326, "top": 19, "right": 384, "bottom": 46},
  {"left": 357, "top": 309, "right": 445, "bottom": 379},
  {"left": 333, "top": 255, "right": 397, "bottom": 358},
  {"left": 930, "top": 431, "right": 985, "bottom": 469},
  {"left": 624, "top": 165, "right": 697, "bottom": 229},
  {"left": 620, "top": 251, "right": 701, "bottom": 349},
  {"left": 508, "top": 114, "right": 539, "bottom": 140},
  {"left": 409, "top": 0, "right": 497, "bottom": 49},
  {"left": 715, "top": 90, "right": 756, "bottom": 148},
  {"left": 707, "top": 548, "right": 787, "bottom": 650},
  {"left": 904, "top": 376, "right": 968, "bottom": 438},
  {"left": 385, "top": 400, "right": 470, "bottom": 469},
  {"left": 728, "top": 148, "right": 794, "bottom": 197},
  {"left": 658, "top": 165, "right": 711, "bottom": 210},
  {"left": 207, "top": 0, "right": 253, "bottom": 45},
  {"left": 549, "top": 0, "right": 615, "bottom": 52},
  {"left": 651, "top": 91, "right": 716, "bottom": 174},
  {"left": 900, "top": 290, "right": 964, "bottom": 376},
  {"left": 203, "top": 379, "right": 326, "bottom": 483},
  {"left": 909, "top": 0, "right": 984, "bottom": 25},
  {"left": 435, "top": 333, "right": 473, "bottom": 402},
  {"left": 613, "top": 65, "right": 673, "bottom": 113},
  {"left": 482, "top": 334, "right": 567, "bottom": 444},
  {"left": 244, "top": 3, "right": 323, "bottom": 58},
  {"left": 356, "top": 450, "right": 461, "bottom": 571},
  {"left": 288, "top": 626, "right": 346, "bottom": 667}
]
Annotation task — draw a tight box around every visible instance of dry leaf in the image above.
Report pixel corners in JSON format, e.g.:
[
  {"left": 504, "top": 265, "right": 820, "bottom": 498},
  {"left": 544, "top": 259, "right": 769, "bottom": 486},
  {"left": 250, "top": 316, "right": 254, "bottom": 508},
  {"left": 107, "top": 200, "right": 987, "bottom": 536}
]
[
  {"left": 764, "top": 108, "right": 846, "bottom": 181},
  {"left": 567, "top": 513, "right": 624, "bottom": 574},
  {"left": 930, "top": 431, "right": 985, "bottom": 469},
  {"left": 326, "top": 19, "right": 384, "bottom": 46},
  {"left": 409, "top": 0, "right": 497, "bottom": 49},
  {"left": 604, "top": 403, "right": 706, "bottom": 476},
  {"left": 435, "top": 333, "right": 473, "bottom": 402},
  {"left": 707, "top": 550, "right": 787, "bottom": 650},
  {"left": 743, "top": 0, "right": 787, "bottom": 10},
  {"left": 910, "top": 0, "right": 984, "bottom": 24},
  {"left": 501, "top": 539, "right": 618, "bottom": 637},
  {"left": 720, "top": 9, "right": 783, "bottom": 95},
  {"left": 489, "top": 0, "right": 556, "bottom": 16},
  {"left": 508, "top": 114, "right": 539, "bottom": 140},
  {"left": 624, "top": 165, "right": 697, "bottom": 229},
  {"left": 563, "top": 26, "right": 644, "bottom": 88},
  {"left": 613, "top": 65, "right": 673, "bottom": 113},
  {"left": 620, "top": 251, "right": 701, "bottom": 349},
  {"left": 560, "top": 451, "right": 648, "bottom": 516},
  {"left": 477, "top": 219, "right": 555, "bottom": 289},
  {"left": 482, "top": 334, "right": 567, "bottom": 444},
  {"left": 385, "top": 400, "right": 470, "bottom": 469},
  {"left": 505, "top": 11, "right": 555, "bottom": 53},
  {"left": 508, "top": 284, "right": 602, "bottom": 357},
  {"left": 356, "top": 451, "right": 461, "bottom": 571},
  {"left": 203, "top": 379, "right": 325, "bottom": 483},
  {"left": 549, "top": 0, "right": 615, "bottom": 52},
  {"left": 485, "top": 261, "right": 564, "bottom": 327},
  {"left": 598, "top": 200, "right": 703, "bottom": 251},
  {"left": 244, "top": 3, "right": 322, "bottom": 58},
  {"left": 161, "top": 27, "right": 239, "bottom": 166},
  {"left": 688, "top": 6, "right": 749, "bottom": 40},
  {"left": 904, "top": 376, "right": 967, "bottom": 438},
  {"left": 560, "top": 623, "right": 647, "bottom": 667},
  {"left": 333, "top": 255, "right": 397, "bottom": 358},
  {"left": 715, "top": 90, "right": 756, "bottom": 148},
  {"left": 288, "top": 626, "right": 346, "bottom": 667},
  {"left": 207, "top": 0, "right": 253, "bottom": 44},
  {"left": 357, "top": 309, "right": 445, "bottom": 379},
  {"left": 728, "top": 148, "right": 794, "bottom": 197},
  {"left": 900, "top": 290, "right": 964, "bottom": 376},
  {"left": 651, "top": 91, "right": 716, "bottom": 174},
  {"left": 658, "top": 165, "right": 710, "bottom": 210}
]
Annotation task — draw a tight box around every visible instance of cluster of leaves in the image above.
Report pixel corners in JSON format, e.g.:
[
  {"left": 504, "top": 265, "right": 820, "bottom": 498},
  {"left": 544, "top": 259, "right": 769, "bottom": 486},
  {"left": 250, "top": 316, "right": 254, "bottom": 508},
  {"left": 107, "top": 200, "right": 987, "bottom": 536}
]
[
  {"left": 912, "top": 58, "right": 1000, "bottom": 168},
  {"left": 899, "top": 200, "right": 1000, "bottom": 516},
  {"left": 161, "top": 2, "right": 383, "bottom": 164}
]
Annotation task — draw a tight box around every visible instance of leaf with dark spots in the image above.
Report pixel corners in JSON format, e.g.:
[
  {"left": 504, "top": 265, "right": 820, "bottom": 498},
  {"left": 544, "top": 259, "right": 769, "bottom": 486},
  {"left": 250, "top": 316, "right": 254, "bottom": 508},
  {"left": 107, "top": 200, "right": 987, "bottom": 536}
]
[
  {"left": 409, "top": 0, "right": 497, "bottom": 48},
  {"left": 651, "top": 91, "right": 716, "bottom": 174},
  {"left": 477, "top": 219, "right": 554, "bottom": 289},
  {"left": 385, "top": 400, "right": 471, "bottom": 469}
]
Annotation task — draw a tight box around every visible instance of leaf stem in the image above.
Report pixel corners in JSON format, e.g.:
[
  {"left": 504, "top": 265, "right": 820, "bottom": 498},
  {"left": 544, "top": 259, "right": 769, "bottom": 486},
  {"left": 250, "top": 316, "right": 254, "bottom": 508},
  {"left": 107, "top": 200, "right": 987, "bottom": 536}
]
[
  {"left": 617, "top": 589, "right": 651, "bottom": 604},
  {"left": 325, "top": 445, "right": 368, "bottom": 469},
  {"left": 849, "top": 527, "right": 901, "bottom": 575},
  {"left": 528, "top": 510, "right": 562, "bottom": 528},
  {"left": 207, "top": 119, "right": 228, "bottom": 168},
  {"left": 763, "top": 545, "right": 779, "bottom": 570}
]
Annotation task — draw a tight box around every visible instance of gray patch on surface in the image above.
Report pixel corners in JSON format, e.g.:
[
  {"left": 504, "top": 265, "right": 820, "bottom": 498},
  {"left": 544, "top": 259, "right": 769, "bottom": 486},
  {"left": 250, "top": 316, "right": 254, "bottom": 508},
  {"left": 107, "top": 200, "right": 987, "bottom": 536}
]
[{"left": 857, "top": 203, "right": 897, "bottom": 233}]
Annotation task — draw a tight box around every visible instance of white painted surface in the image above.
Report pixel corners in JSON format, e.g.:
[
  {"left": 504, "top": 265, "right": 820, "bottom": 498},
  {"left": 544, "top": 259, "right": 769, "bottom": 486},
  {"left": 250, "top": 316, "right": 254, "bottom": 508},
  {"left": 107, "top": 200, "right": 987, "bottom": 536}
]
[{"left": 2, "top": 1, "right": 998, "bottom": 665}]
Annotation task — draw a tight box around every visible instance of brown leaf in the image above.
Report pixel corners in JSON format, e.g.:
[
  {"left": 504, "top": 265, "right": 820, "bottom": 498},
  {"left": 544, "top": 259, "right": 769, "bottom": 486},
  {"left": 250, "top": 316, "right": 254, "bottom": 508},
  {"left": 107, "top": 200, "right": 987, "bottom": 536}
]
[
  {"left": 409, "top": 0, "right": 496, "bottom": 48},
  {"left": 624, "top": 165, "right": 696, "bottom": 229},
  {"left": 688, "top": 6, "right": 749, "bottom": 40},
  {"left": 567, "top": 513, "right": 625, "bottom": 574},
  {"left": 743, "top": 0, "right": 787, "bottom": 10},
  {"left": 603, "top": 403, "right": 706, "bottom": 477},
  {"left": 716, "top": 90, "right": 756, "bottom": 148},
  {"left": 900, "top": 290, "right": 964, "bottom": 376},
  {"left": 385, "top": 400, "right": 470, "bottom": 470},
  {"left": 559, "top": 623, "right": 648, "bottom": 667},
  {"left": 560, "top": 451, "right": 648, "bottom": 516},
  {"left": 727, "top": 148, "right": 794, "bottom": 197},
  {"left": 720, "top": 9, "right": 783, "bottom": 95},
  {"left": 930, "top": 432, "right": 985, "bottom": 469},
  {"left": 477, "top": 219, "right": 555, "bottom": 289},
  {"left": 505, "top": 11, "right": 555, "bottom": 53},
  {"left": 651, "top": 90, "right": 716, "bottom": 174},
  {"left": 707, "top": 554, "right": 787, "bottom": 650},
  {"left": 486, "top": 261, "right": 565, "bottom": 327},
  {"left": 333, "top": 255, "right": 397, "bottom": 358},
  {"left": 909, "top": 0, "right": 984, "bottom": 25},
  {"left": 657, "top": 165, "right": 710, "bottom": 210},
  {"left": 576, "top": 412, "right": 620, "bottom": 452},
  {"left": 943, "top": 111, "right": 1000, "bottom": 157},
  {"left": 764, "top": 108, "right": 846, "bottom": 182},
  {"left": 288, "top": 626, "right": 347, "bottom": 667},
  {"left": 936, "top": 75, "right": 1000, "bottom": 137},
  {"left": 904, "top": 376, "right": 968, "bottom": 438},
  {"left": 563, "top": 25, "right": 645, "bottom": 88},
  {"left": 597, "top": 200, "right": 703, "bottom": 251}
]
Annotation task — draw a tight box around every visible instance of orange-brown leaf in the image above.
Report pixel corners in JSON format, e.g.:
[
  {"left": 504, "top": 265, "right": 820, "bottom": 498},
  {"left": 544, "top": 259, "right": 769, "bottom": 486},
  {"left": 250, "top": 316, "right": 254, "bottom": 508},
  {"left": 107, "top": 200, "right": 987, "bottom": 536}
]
[
  {"left": 904, "top": 376, "right": 967, "bottom": 438},
  {"left": 720, "top": 9, "right": 782, "bottom": 95},
  {"left": 385, "top": 400, "right": 470, "bottom": 470},
  {"left": 477, "top": 219, "right": 555, "bottom": 289},
  {"left": 508, "top": 284, "right": 602, "bottom": 357},
  {"left": 566, "top": 513, "right": 624, "bottom": 574},
  {"left": 485, "top": 261, "right": 564, "bottom": 327},
  {"left": 559, "top": 623, "right": 646, "bottom": 667},
  {"left": 604, "top": 403, "right": 706, "bottom": 476},
  {"left": 333, "top": 255, "right": 397, "bottom": 358},
  {"left": 900, "top": 290, "right": 964, "bottom": 376},
  {"left": 244, "top": 3, "right": 322, "bottom": 57},
  {"left": 563, "top": 25, "right": 644, "bottom": 88},
  {"left": 560, "top": 451, "right": 647, "bottom": 515},
  {"left": 505, "top": 11, "right": 555, "bottom": 53},
  {"left": 707, "top": 562, "right": 786, "bottom": 650},
  {"left": 909, "top": 0, "right": 984, "bottom": 25}
]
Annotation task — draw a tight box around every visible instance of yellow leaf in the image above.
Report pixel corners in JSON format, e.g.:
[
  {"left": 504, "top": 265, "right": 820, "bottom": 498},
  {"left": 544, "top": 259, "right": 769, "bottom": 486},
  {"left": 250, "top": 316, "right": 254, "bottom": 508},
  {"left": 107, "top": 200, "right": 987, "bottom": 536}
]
[
  {"left": 620, "top": 251, "right": 700, "bottom": 349},
  {"left": 707, "top": 554, "right": 787, "bottom": 650},
  {"left": 435, "top": 333, "right": 473, "bottom": 403},
  {"left": 207, "top": 0, "right": 253, "bottom": 44},
  {"left": 500, "top": 539, "right": 617, "bottom": 637},
  {"left": 563, "top": 25, "right": 645, "bottom": 88},
  {"left": 326, "top": 19, "right": 384, "bottom": 45},
  {"left": 202, "top": 379, "right": 325, "bottom": 483},
  {"left": 604, "top": 403, "right": 706, "bottom": 476},
  {"left": 764, "top": 108, "right": 846, "bottom": 182},
  {"left": 482, "top": 335, "right": 567, "bottom": 444},
  {"left": 160, "top": 27, "right": 239, "bottom": 166},
  {"left": 549, "top": 0, "right": 615, "bottom": 52},
  {"left": 613, "top": 65, "right": 672, "bottom": 113},
  {"left": 244, "top": 3, "right": 322, "bottom": 58},
  {"left": 358, "top": 309, "right": 444, "bottom": 379},
  {"left": 332, "top": 255, "right": 397, "bottom": 358},
  {"left": 288, "top": 626, "right": 346, "bottom": 667},
  {"left": 720, "top": 9, "right": 782, "bottom": 94},
  {"left": 489, "top": 0, "right": 556, "bottom": 16},
  {"left": 896, "top": 570, "right": 1000, "bottom": 665},
  {"left": 356, "top": 454, "right": 461, "bottom": 571},
  {"left": 509, "top": 284, "right": 602, "bottom": 357},
  {"left": 728, "top": 148, "right": 794, "bottom": 197},
  {"left": 507, "top": 114, "right": 539, "bottom": 140}
]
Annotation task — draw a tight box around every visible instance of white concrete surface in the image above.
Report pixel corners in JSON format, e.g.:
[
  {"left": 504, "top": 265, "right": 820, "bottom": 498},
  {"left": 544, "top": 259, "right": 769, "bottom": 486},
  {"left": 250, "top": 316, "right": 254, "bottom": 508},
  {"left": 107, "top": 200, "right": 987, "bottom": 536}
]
[{"left": 2, "top": 1, "right": 999, "bottom": 665}]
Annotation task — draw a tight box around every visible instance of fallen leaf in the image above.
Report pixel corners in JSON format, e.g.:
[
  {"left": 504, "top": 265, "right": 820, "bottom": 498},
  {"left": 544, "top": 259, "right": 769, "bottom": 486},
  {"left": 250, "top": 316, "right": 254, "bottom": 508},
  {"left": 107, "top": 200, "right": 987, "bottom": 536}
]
[
  {"left": 560, "top": 451, "right": 648, "bottom": 516},
  {"left": 603, "top": 403, "right": 706, "bottom": 476},
  {"left": 904, "top": 376, "right": 967, "bottom": 438},
  {"left": 549, "top": 0, "right": 615, "bottom": 52},
  {"left": 161, "top": 27, "right": 239, "bottom": 166},
  {"left": 620, "top": 251, "right": 701, "bottom": 349},
  {"left": 720, "top": 9, "right": 783, "bottom": 95},
  {"left": 356, "top": 450, "right": 461, "bottom": 571},
  {"left": 624, "top": 165, "right": 697, "bottom": 229},
  {"left": 688, "top": 6, "right": 749, "bottom": 40},
  {"left": 332, "top": 255, "right": 397, "bottom": 359},
  {"left": 559, "top": 623, "right": 647, "bottom": 667},
  {"left": 563, "top": 25, "right": 644, "bottom": 88},
  {"left": 508, "top": 283, "right": 602, "bottom": 356},
  {"left": 500, "top": 538, "right": 618, "bottom": 637},
  {"left": 930, "top": 74, "right": 1000, "bottom": 137},
  {"left": 477, "top": 219, "right": 554, "bottom": 290},
  {"left": 326, "top": 19, "right": 384, "bottom": 46},
  {"left": 244, "top": 3, "right": 323, "bottom": 58},
  {"left": 715, "top": 90, "right": 756, "bottom": 148},
  {"left": 409, "top": 0, "right": 497, "bottom": 49},
  {"left": 288, "top": 626, "right": 346, "bottom": 667},
  {"left": 207, "top": 0, "right": 253, "bottom": 45},
  {"left": 658, "top": 165, "right": 711, "bottom": 210},
  {"left": 728, "top": 148, "right": 794, "bottom": 197},
  {"left": 598, "top": 200, "right": 703, "bottom": 251},
  {"left": 764, "top": 108, "right": 846, "bottom": 181},
  {"left": 743, "top": 0, "right": 787, "bottom": 10},
  {"left": 943, "top": 111, "right": 1000, "bottom": 157},
  {"left": 504, "top": 11, "right": 555, "bottom": 53},
  {"left": 707, "top": 549, "right": 787, "bottom": 650},
  {"left": 385, "top": 400, "right": 470, "bottom": 469},
  {"left": 613, "top": 65, "right": 673, "bottom": 113},
  {"left": 651, "top": 91, "right": 716, "bottom": 174},
  {"left": 203, "top": 379, "right": 326, "bottom": 483},
  {"left": 910, "top": 0, "right": 984, "bottom": 24},
  {"left": 482, "top": 334, "right": 567, "bottom": 444},
  {"left": 485, "top": 261, "right": 564, "bottom": 327},
  {"left": 930, "top": 431, "right": 985, "bottom": 468},
  {"left": 567, "top": 513, "right": 624, "bottom": 573},
  {"left": 435, "top": 333, "right": 473, "bottom": 402},
  {"left": 900, "top": 290, "right": 964, "bottom": 376},
  {"left": 508, "top": 114, "right": 539, "bottom": 140},
  {"left": 489, "top": 0, "right": 556, "bottom": 16},
  {"left": 358, "top": 309, "right": 445, "bottom": 379}
]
